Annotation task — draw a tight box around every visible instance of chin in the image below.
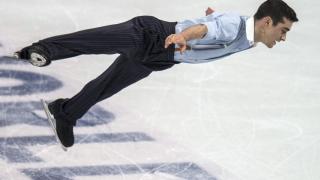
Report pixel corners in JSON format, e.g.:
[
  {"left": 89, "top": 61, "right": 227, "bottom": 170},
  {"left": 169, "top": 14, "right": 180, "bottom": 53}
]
[
  {"left": 267, "top": 45, "right": 274, "bottom": 48},
  {"left": 264, "top": 43, "right": 274, "bottom": 48}
]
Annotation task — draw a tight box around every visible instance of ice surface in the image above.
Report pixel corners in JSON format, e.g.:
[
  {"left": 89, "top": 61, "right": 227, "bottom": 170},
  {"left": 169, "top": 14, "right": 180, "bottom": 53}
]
[{"left": 1, "top": 0, "right": 320, "bottom": 180}]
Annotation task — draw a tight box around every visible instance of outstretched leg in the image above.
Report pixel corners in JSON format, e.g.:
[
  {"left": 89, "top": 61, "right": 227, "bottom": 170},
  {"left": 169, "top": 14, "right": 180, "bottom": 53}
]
[{"left": 16, "top": 18, "right": 146, "bottom": 65}]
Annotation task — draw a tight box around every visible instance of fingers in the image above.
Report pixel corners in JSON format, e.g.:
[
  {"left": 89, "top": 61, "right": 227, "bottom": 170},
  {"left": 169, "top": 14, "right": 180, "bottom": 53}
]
[
  {"left": 165, "top": 34, "right": 185, "bottom": 46},
  {"left": 180, "top": 45, "right": 187, "bottom": 54},
  {"left": 165, "top": 34, "right": 175, "bottom": 48},
  {"left": 165, "top": 34, "right": 187, "bottom": 54}
]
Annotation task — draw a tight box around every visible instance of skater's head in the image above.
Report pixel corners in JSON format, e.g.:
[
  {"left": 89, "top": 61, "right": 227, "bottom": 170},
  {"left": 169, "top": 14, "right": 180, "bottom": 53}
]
[{"left": 254, "top": 0, "right": 298, "bottom": 48}]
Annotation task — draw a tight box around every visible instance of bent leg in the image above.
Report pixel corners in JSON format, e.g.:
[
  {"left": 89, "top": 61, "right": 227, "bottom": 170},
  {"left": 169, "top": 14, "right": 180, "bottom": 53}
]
[{"left": 49, "top": 55, "right": 152, "bottom": 125}]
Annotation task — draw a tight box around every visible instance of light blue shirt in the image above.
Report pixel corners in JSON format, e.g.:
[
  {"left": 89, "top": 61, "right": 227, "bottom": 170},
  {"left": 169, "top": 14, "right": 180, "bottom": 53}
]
[{"left": 174, "top": 12, "right": 255, "bottom": 63}]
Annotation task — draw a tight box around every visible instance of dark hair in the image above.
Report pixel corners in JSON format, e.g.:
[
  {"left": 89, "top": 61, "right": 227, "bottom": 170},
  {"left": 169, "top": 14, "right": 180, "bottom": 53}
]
[{"left": 254, "top": 0, "right": 298, "bottom": 25}]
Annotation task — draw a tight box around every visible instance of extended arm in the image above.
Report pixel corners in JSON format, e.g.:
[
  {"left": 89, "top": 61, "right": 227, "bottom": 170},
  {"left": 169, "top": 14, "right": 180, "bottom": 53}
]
[
  {"left": 164, "top": 7, "right": 215, "bottom": 53},
  {"left": 164, "top": 24, "right": 208, "bottom": 53}
]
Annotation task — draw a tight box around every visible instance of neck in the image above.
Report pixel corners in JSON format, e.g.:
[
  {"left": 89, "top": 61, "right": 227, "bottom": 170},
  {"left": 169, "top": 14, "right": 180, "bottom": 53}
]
[{"left": 254, "top": 19, "right": 263, "bottom": 43}]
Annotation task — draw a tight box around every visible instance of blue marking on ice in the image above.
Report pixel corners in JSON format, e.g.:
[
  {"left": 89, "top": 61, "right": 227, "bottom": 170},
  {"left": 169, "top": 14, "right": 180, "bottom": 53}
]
[
  {"left": 21, "top": 162, "right": 216, "bottom": 180},
  {"left": 0, "top": 132, "right": 154, "bottom": 163},
  {"left": 0, "top": 56, "right": 29, "bottom": 65},
  {"left": 0, "top": 69, "right": 62, "bottom": 95},
  {"left": 0, "top": 101, "right": 114, "bottom": 127}
]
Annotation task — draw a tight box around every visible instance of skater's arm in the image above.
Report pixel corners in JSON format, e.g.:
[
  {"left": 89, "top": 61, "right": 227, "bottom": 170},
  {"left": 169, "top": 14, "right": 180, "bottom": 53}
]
[
  {"left": 164, "top": 24, "right": 208, "bottom": 53},
  {"left": 180, "top": 24, "right": 208, "bottom": 41}
]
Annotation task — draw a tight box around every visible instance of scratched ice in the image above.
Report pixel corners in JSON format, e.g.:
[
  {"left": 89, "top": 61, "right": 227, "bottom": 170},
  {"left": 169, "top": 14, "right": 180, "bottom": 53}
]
[{"left": 1, "top": 0, "right": 320, "bottom": 180}]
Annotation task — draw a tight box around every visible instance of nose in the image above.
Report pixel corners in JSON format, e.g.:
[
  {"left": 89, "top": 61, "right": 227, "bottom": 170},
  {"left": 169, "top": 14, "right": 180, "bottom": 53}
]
[{"left": 281, "top": 34, "right": 286, "bottom": 41}]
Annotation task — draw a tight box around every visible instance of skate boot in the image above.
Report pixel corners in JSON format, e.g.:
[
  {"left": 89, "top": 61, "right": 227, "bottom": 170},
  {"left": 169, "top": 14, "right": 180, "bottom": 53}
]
[
  {"left": 14, "top": 45, "right": 51, "bottom": 67},
  {"left": 41, "top": 99, "right": 74, "bottom": 150}
]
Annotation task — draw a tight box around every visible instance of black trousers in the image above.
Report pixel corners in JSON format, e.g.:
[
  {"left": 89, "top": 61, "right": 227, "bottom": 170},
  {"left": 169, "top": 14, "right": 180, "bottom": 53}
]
[{"left": 32, "top": 16, "right": 179, "bottom": 125}]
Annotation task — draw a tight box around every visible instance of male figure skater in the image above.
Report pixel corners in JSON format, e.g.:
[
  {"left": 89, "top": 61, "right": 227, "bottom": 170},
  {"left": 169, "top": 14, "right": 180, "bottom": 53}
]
[{"left": 14, "top": 0, "right": 298, "bottom": 149}]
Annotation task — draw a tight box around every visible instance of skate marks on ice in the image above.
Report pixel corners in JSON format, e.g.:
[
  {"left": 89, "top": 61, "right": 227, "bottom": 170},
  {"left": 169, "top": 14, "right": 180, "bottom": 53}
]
[{"left": 0, "top": 57, "right": 218, "bottom": 179}]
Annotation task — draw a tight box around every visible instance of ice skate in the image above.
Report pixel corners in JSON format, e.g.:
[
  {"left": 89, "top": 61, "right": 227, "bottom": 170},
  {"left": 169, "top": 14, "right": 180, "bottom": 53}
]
[
  {"left": 13, "top": 47, "right": 51, "bottom": 67},
  {"left": 41, "top": 99, "right": 68, "bottom": 151},
  {"left": 13, "top": 45, "right": 51, "bottom": 67}
]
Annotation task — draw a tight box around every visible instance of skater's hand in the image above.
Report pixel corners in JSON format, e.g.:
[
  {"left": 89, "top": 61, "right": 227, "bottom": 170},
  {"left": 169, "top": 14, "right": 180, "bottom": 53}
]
[
  {"left": 165, "top": 34, "right": 187, "bottom": 54},
  {"left": 206, "top": 7, "right": 215, "bottom": 16}
]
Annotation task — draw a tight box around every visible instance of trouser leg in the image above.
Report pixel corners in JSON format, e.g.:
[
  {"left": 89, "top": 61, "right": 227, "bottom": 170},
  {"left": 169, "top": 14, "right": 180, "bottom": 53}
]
[
  {"left": 49, "top": 55, "right": 152, "bottom": 125},
  {"left": 47, "top": 16, "right": 178, "bottom": 125},
  {"left": 20, "top": 19, "right": 144, "bottom": 60}
]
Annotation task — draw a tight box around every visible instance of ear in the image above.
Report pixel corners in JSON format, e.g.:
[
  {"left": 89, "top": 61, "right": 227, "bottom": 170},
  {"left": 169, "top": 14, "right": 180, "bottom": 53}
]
[{"left": 263, "top": 16, "right": 273, "bottom": 26}]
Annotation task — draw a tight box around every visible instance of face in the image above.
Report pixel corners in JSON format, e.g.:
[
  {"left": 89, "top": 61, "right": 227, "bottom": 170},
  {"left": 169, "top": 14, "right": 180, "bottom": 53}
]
[{"left": 261, "top": 17, "right": 293, "bottom": 48}]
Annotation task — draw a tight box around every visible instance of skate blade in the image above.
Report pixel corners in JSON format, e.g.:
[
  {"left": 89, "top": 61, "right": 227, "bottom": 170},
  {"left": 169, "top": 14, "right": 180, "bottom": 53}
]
[{"left": 41, "top": 99, "right": 68, "bottom": 152}]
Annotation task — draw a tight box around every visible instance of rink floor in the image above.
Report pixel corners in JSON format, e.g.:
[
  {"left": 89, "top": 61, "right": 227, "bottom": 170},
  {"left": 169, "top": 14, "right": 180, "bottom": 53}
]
[{"left": 1, "top": 0, "right": 320, "bottom": 180}]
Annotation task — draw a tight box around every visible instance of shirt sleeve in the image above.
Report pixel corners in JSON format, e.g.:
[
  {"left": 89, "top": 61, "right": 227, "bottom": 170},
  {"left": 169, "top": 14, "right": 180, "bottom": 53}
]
[{"left": 201, "top": 14, "right": 241, "bottom": 42}]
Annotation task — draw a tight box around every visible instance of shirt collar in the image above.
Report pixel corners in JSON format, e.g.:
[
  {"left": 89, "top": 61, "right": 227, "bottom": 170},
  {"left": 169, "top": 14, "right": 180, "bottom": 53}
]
[{"left": 246, "top": 16, "right": 256, "bottom": 47}]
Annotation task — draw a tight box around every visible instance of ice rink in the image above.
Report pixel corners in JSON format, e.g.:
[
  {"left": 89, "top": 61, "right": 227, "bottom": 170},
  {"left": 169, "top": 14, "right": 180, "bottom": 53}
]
[{"left": 0, "top": 0, "right": 319, "bottom": 179}]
